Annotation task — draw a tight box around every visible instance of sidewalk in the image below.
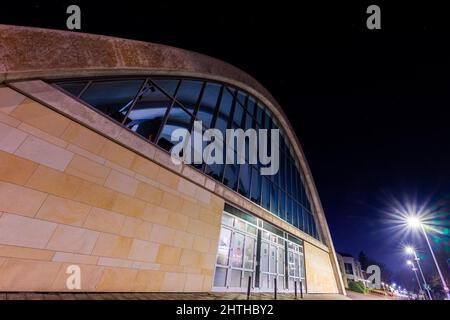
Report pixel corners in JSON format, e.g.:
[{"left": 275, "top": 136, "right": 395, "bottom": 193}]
[{"left": 0, "top": 292, "right": 350, "bottom": 300}]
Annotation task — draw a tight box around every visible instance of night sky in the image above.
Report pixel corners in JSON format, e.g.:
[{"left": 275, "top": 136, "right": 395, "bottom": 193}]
[{"left": 2, "top": 1, "right": 450, "bottom": 290}]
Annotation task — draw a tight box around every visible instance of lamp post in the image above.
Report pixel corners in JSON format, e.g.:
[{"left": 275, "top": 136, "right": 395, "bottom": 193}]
[
  {"left": 407, "top": 216, "right": 450, "bottom": 300},
  {"left": 407, "top": 260, "right": 425, "bottom": 299},
  {"left": 405, "top": 246, "right": 432, "bottom": 300}
]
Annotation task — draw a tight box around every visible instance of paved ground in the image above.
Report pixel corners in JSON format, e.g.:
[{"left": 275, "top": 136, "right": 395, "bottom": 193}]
[
  {"left": 346, "top": 291, "right": 400, "bottom": 300},
  {"left": 0, "top": 292, "right": 352, "bottom": 300}
]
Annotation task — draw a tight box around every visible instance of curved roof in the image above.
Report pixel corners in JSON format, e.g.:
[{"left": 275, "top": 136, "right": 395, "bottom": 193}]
[{"left": 0, "top": 25, "right": 343, "bottom": 289}]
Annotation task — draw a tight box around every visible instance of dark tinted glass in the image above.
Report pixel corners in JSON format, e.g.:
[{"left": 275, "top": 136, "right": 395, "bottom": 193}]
[
  {"left": 153, "top": 79, "right": 179, "bottom": 96},
  {"left": 255, "top": 104, "right": 264, "bottom": 125},
  {"left": 298, "top": 205, "right": 304, "bottom": 231},
  {"left": 247, "top": 96, "right": 255, "bottom": 115},
  {"left": 237, "top": 163, "right": 251, "bottom": 197},
  {"left": 157, "top": 104, "right": 192, "bottom": 151},
  {"left": 261, "top": 177, "right": 271, "bottom": 211},
  {"left": 236, "top": 91, "right": 246, "bottom": 108},
  {"left": 249, "top": 166, "right": 261, "bottom": 204},
  {"left": 215, "top": 87, "right": 234, "bottom": 135},
  {"left": 223, "top": 160, "right": 239, "bottom": 190},
  {"left": 286, "top": 157, "right": 292, "bottom": 195},
  {"left": 270, "top": 183, "right": 278, "bottom": 216},
  {"left": 175, "top": 80, "right": 203, "bottom": 113},
  {"left": 55, "top": 77, "right": 319, "bottom": 239},
  {"left": 286, "top": 196, "right": 293, "bottom": 224},
  {"left": 292, "top": 201, "right": 298, "bottom": 228},
  {"left": 197, "top": 83, "right": 221, "bottom": 128},
  {"left": 232, "top": 101, "right": 244, "bottom": 128},
  {"left": 80, "top": 80, "right": 144, "bottom": 123},
  {"left": 279, "top": 190, "right": 285, "bottom": 220},
  {"left": 58, "top": 81, "right": 87, "bottom": 97},
  {"left": 126, "top": 82, "right": 172, "bottom": 142}
]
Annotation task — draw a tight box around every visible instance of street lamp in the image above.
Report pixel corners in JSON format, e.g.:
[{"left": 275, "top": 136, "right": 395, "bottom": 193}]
[
  {"left": 407, "top": 259, "right": 425, "bottom": 299},
  {"left": 405, "top": 246, "right": 432, "bottom": 300},
  {"left": 406, "top": 216, "right": 450, "bottom": 299}
]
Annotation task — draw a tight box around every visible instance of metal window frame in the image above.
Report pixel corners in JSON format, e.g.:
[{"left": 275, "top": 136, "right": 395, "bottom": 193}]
[{"left": 52, "top": 75, "right": 320, "bottom": 240}]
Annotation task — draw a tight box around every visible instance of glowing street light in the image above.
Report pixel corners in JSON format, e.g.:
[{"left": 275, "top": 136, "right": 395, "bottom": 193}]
[
  {"left": 405, "top": 245, "right": 432, "bottom": 300},
  {"left": 406, "top": 216, "right": 421, "bottom": 229},
  {"left": 406, "top": 216, "right": 450, "bottom": 300}
]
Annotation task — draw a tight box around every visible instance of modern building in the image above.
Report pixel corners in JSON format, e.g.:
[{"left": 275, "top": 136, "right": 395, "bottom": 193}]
[
  {"left": 0, "top": 25, "right": 345, "bottom": 294},
  {"left": 336, "top": 253, "right": 367, "bottom": 288}
]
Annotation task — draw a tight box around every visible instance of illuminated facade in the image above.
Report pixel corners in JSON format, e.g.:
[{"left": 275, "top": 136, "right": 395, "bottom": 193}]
[{"left": 0, "top": 25, "right": 345, "bottom": 294}]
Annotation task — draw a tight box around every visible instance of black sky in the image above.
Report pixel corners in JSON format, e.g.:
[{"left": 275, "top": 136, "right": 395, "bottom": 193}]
[{"left": 1, "top": 1, "right": 450, "bottom": 289}]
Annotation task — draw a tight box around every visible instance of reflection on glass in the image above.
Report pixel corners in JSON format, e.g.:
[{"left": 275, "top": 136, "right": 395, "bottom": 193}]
[
  {"left": 197, "top": 83, "right": 221, "bottom": 128},
  {"left": 174, "top": 80, "right": 203, "bottom": 113},
  {"left": 221, "top": 214, "right": 234, "bottom": 227},
  {"left": 244, "top": 237, "right": 255, "bottom": 269},
  {"left": 260, "top": 242, "right": 269, "bottom": 272},
  {"left": 269, "top": 245, "right": 276, "bottom": 273},
  {"left": 230, "top": 269, "right": 242, "bottom": 287},
  {"left": 261, "top": 177, "right": 271, "bottom": 211},
  {"left": 216, "top": 227, "right": 231, "bottom": 266},
  {"left": 237, "top": 163, "right": 251, "bottom": 197},
  {"left": 223, "top": 160, "right": 239, "bottom": 191},
  {"left": 153, "top": 79, "right": 179, "bottom": 96},
  {"left": 56, "top": 77, "right": 320, "bottom": 240},
  {"left": 214, "top": 267, "right": 227, "bottom": 287},
  {"left": 249, "top": 167, "right": 261, "bottom": 204},
  {"left": 231, "top": 232, "right": 245, "bottom": 268},
  {"left": 157, "top": 104, "right": 192, "bottom": 151},
  {"left": 81, "top": 80, "right": 144, "bottom": 123},
  {"left": 278, "top": 248, "right": 285, "bottom": 275},
  {"left": 126, "top": 82, "right": 172, "bottom": 142}
]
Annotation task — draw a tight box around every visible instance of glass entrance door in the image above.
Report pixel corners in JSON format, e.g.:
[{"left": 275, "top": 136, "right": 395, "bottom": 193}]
[
  {"left": 213, "top": 214, "right": 257, "bottom": 291},
  {"left": 287, "top": 242, "right": 306, "bottom": 292},
  {"left": 259, "top": 231, "right": 286, "bottom": 291}
]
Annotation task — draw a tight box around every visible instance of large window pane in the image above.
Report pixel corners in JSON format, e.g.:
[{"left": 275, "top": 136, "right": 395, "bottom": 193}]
[
  {"left": 152, "top": 79, "right": 179, "bottom": 97},
  {"left": 286, "top": 196, "right": 293, "bottom": 224},
  {"left": 237, "top": 163, "right": 251, "bottom": 198},
  {"left": 249, "top": 166, "right": 261, "bottom": 204},
  {"left": 174, "top": 80, "right": 203, "bottom": 113},
  {"left": 247, "top": 96, "right": 256, "bottom": 115},
  {"left": 269, "top": 244, "right": 277, "bottom": 273},
  {"left": 260, "top": 242, "right": 269, "bottom": 273},
  {"left": 214, "top": 267, "right": 227, "bottom": 287},
  {"left": 223, "top": 157, "right": 239, "bottom": 190},
  {"left": 126, "top": 82, "right": 172, "bottom": 142},
  {"left": 231, "top": 232, "right": 245, "bottom": 268},
  {"left": 157, "top": 104, "right": 192, "bottom": 151},
  {"left": 216, "top": 227, "right": 232, "bottom": 265},
  {"left": 286, "top": 157, "right": 292, "bottom": 195},
  {"left": 298, "top": 205, "right": 304, "bottom": 231},
  {"left": 279, "top": 190, "right": 286, "bottom": 220},
  {"left": 270, "top": 183, "right": 278, "bottom": 216},
  {"left": 255, "top": 103, "right": 264, "bottom": 125},
  {"left": 197, "top": 83, "right": 221, "bottom": 128},
  {"left": 244, "top": 236, "right": 255, "bottom": 269},
  {"left": 293, "top": 201, "right": 298, "bottom": 228},
  {"left": 232, "top": 101, "right": 244, "bottom": 128},
  {"left": 215, "top": 87, "right": 234, "bottom": 135},
  {"left": 278, "top": 248, "right": 285, "bottom": 275},
  {"left": 80, "top": 79, "right": 144, "bottom": 123},
  {"left": 261, "top": 177, "right": 271, "bottom": 211}
]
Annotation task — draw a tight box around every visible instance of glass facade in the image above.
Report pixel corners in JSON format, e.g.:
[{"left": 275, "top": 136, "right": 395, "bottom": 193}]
[
  {"left": 54, "top": 76, "right": 320, "bottom": 240},
  {"left": 214, "top": 209, "right": 306, "bottom": 292}
]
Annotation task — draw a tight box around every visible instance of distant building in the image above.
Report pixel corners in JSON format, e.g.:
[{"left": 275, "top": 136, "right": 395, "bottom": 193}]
[{"left": 336, "top": 253, "right": 368, "bottom": 288}]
